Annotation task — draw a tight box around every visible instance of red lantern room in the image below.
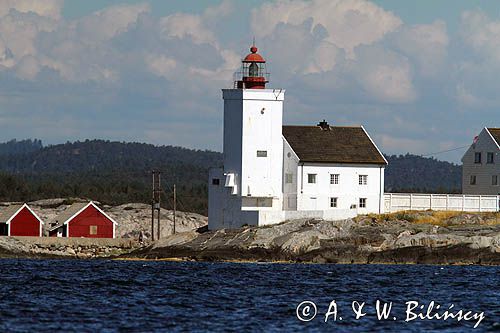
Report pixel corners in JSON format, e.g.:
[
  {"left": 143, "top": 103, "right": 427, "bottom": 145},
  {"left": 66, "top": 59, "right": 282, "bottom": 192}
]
[{"left": 235, "top": 44, "right": 269, "bottom": 89}]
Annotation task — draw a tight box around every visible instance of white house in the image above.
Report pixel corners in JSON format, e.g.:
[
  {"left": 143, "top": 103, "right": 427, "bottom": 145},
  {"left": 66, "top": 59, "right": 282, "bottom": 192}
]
[
  {"left": 208, "top": 45, "right": 387, "bottom": 230},
  {"left": 462, "top": 127, "right": 500, "bottom": 195}
]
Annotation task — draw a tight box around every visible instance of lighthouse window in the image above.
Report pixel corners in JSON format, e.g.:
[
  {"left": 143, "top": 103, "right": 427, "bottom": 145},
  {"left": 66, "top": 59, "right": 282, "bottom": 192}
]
[
  {"left": 249, "top": 62, "right": 259, "bottom": 77},
  {"left": 257, "top": 150, "right": 267, "bottom": 157}
]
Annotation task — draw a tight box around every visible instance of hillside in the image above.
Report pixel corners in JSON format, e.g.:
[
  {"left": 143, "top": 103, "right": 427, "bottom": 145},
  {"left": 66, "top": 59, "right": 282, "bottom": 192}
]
[
  {"left": 0, "top": 140, "right": 222, "bottom": 214},
  {"left": 385, "top": 153, "right": 462, "bottom": 193},
  {"left": 0, "top": 140, "right": 463, "bottom": 214}
]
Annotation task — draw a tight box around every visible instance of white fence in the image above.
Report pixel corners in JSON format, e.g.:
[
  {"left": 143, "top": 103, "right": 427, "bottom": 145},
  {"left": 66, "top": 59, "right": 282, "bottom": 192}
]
[{"left": 384, "top": 193, "right": 500, "bottom": 213}]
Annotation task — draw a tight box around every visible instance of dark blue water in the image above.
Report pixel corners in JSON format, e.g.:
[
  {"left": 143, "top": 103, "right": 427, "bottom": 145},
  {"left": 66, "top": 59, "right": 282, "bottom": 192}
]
[{"left": 0, "top": 260, "right": 498, "bottom": 332}]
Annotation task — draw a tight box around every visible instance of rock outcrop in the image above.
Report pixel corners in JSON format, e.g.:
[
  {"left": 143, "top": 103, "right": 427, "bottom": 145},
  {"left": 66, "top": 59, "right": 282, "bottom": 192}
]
[
  {"left": 0, "top": 199, "right": 207, "bottom": 258},
  {"left": 23, "top": 199, "right": 207, "bottom": 239},
  {"left": 128, "top": 212, "right": 500, "bottom": 265}
]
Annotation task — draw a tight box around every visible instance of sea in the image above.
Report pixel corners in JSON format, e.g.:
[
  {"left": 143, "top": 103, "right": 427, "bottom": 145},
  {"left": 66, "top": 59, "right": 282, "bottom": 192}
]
[{"left": 0, "top": 259, "right": 497, "bottom": 332}]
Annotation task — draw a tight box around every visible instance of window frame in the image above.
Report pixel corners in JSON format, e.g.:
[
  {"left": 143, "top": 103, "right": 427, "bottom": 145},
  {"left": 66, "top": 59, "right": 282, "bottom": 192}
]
[
  {"left": 487, "top": 152, "right": 494, "bottom": 164},
  {"left": 256, "top": 150, "right": 268, "bottom": 157},
  {"left": 470, "top": 175, "right": 477, "bottom": 185},
  {"left": 285, "top": 173, "right": 293, "bottom": 184},
  {"left": 307, "top": 173, "right": 317, "bottom": 184},
  {"left": 359, "top": 198, "right": 367, "bottom": 208},
  {"left": 89, "top": 225, "right": 98, "bottom": 235},
  {"left": 493, "top": 175, "right": 498, "bottom": 186},
  {"left": 330, "top": 197, "right": 338, "bottom": 208},
  {"left": 359, "top": 175, "right": 368, "bottom": 185},
  {"left": 474, "top": 152, "right": 482, "bottom": 164},
  {"left": 330, "top": 174, "right": 339, "bottom": 185}
]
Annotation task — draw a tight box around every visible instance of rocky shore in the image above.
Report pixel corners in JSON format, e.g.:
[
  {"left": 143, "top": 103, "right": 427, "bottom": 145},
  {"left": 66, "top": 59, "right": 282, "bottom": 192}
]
[
  {"left": 0, "top": 198, "right": 207, "bottom": 259},
  {"left": 0, "top": 236, "right": 138, "bottom": 259},
  {"left": 126, "top": 211, "right": 500, "bottom": 265},
  {"left": 1, "top": 203, "right": 499, "bottom": 265}
]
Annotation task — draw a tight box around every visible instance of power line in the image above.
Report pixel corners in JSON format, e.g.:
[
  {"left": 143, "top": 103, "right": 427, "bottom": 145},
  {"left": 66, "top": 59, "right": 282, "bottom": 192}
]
[{"left": 420, "top": 145, "right": 469, "bottom": 157}]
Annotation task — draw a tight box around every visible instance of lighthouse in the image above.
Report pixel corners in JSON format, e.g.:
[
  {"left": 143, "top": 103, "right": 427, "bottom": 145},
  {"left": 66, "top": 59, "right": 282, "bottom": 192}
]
[
  {"left": 208, "top": 44, "right": 387, "bottom": 230},
  {"left": 208, "top": 44, "right": 285, "bottom": 229}
]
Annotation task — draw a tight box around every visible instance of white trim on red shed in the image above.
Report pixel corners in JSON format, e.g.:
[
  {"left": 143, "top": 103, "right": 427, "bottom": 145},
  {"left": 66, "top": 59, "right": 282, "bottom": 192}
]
[{"left": 5, "top": 203, "right": 44, "bottom": 237}]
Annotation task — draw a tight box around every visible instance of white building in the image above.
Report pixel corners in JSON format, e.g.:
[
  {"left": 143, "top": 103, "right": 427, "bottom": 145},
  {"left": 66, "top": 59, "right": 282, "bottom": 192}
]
[
  {"left": 462, "top": 127, "right": 500, "bottom": 195},
  {"left": 208, "top": 45, "right": 387, "bottom": 230}
]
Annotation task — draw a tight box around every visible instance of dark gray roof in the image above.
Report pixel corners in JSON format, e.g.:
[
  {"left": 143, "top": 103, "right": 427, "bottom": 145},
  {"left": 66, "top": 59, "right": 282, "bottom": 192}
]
[
  {"left": 487, "top": 128, "right": 500, "bottom": 147},
  {"left": 282, "top": 125, "right": 387, "bottom": 165},
  {"left": 48, "top": 202, "right": 89, "bottom": 231},
  {"left": 0, "top": 204, "right": 24, "bottom": 223}
]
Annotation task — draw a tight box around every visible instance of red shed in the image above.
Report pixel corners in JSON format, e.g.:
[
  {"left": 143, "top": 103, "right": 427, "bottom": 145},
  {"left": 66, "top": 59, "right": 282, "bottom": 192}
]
[
  {"left": 48, "top": 202, "right": 117, "bottom": 238},
  {"left": 0, "top": 203, "right": 44, "bottom": 237}
]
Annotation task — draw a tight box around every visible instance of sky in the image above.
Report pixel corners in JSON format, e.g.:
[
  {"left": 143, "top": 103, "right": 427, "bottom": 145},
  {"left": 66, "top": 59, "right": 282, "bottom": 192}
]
[{"left": 0, "top": 1, "right": 499, "bottom": 163}]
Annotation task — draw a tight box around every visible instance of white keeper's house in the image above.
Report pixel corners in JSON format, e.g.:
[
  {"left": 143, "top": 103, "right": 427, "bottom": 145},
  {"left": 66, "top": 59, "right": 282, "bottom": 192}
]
[
  {"left": 462, "top": 127, "right": 500, "bottom": 195},
  {"left": 208, "top": 45, "right": 387, "bottom": 230}
]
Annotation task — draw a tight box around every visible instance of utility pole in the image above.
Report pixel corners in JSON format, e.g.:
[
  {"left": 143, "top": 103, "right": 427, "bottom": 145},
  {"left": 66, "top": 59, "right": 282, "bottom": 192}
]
[
  {"left": 152, "top": 170, "right": 162, "bottom": 241},
  {"left": 173, "top": 184, "right": 176, "bottom": 234}
]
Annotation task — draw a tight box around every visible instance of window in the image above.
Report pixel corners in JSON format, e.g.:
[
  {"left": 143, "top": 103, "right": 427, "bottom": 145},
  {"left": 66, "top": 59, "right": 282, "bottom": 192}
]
[
  {"left": 256, "top": 150, "right": 267, "bottom": 157},
  {"left": 330, "top": 197, "right": 338, "bottom": 208},
  {"left": 487, "top": 152, "right": 494, "bottom": 164},
  {"left": 285, "top": 173, "right": 293, "bottom": 184},
  {"left": 330, "top": 174, "right": 339, "bottom": 185},
  {"left": 308, "top": 174, "right": 317, "bottom": 184},
  {"left": 359, "top": 175, "right": 368, "bottom": 185},
  {"left": 493, "top": 175, "right": 498, "bottom": 186},
  {"left": 89, "top": 225, "right": 97, "bottom": 235},
  {"left": 359, "top": 198, "right": 367, "bottom": 208},
  {"left": 470, "top": 175, "right": 476, "bottom": 185},
  {"left": 474, "top": 152, "right": 481, "bottom": 164},
  {"left": 212, "top": 178, "right": 220, "bottom": 185}
]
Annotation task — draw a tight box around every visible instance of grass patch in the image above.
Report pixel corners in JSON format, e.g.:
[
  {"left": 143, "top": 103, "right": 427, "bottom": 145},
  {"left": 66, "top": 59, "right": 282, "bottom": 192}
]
[{"left": 361, "top": 210, "right": 500, "bottom": 226}]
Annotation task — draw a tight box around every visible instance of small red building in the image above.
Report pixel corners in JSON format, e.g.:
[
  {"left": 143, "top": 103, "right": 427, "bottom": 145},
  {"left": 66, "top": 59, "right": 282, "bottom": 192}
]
[
  {"left": 48, "top": 201, "right": 117, "bottom": 238},
  {"left": 0, "top": 203, "right": 44, "bottom": 237}
]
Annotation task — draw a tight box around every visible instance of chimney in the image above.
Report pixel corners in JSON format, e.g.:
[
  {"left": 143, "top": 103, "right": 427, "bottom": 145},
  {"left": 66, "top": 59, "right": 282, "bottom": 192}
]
[{"left": 317, "top": 119, "right": 330, "bottom": 130}]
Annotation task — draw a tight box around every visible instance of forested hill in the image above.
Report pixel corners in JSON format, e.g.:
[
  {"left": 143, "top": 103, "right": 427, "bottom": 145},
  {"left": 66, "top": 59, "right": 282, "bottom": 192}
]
[
  {"left": 0, "top": 140, "right": 222, "bottom": 214},
  {"left": 384, "top": 154, "right": 461, "bottom": 193},
  {"left": 0, "top": 140, "right": 462, "bottom": 214},
  {"left": 0, "top": 139, "right": 42, "bottom": 155}
]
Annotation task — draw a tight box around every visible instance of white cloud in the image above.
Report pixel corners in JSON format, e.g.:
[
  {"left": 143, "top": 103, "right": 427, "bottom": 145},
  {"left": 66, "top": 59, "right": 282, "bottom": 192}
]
[
  {"left": 251, "top": 0, "right": 402, "bottom": 56},
  {"left": 0, "top": 0, "right": 63, "bottom": 19},
  {"left": 390, "top": 20, "right": 449, "bottom": 78},
  {"left": 160, "top": 0, "right": 233, "bottom": 45},
  {"left": 0, "top": 0, "right": 495, "bottom": 162},
  {"left": 351, "top": 45, "right": 417, "bottom": 103},
  {"left": 146, "top": 54, "right": 177, "bottom": 78},
  {"left": 72, "top": 3, "right": 150, "bottom": 42},
  {"left": 461, "top": 9, "right": 500, "bottom": 61}
]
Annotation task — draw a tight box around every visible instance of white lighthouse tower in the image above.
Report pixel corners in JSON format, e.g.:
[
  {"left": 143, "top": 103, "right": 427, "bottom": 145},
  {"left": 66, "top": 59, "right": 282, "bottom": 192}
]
[{"left": 208, "top": 44, "right": 285, "bottom": 229}]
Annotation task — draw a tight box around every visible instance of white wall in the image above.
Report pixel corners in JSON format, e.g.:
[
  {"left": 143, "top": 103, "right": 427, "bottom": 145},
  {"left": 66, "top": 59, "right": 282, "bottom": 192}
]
[
  {"left": 297, "top": 163, "right": 385, "bottom": 214},
  {"left": 462, "top": 128, "right": 500, "bottom": 195},
  {"left": 222, "top": 89, "right": 285, "bottom": 200},
  {"left": 385, "top": 193, "right": 499, "bottom": 212}
]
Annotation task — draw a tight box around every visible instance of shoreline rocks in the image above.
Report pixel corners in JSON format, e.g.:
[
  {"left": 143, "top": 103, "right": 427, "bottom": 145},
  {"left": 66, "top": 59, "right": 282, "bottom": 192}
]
[{"left": 125, "top": 212, "right": 500, "bottom": 265}]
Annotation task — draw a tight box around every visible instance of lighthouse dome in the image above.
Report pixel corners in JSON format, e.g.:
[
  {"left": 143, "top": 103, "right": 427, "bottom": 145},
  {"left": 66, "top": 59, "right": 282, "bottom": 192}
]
[{"left": 243, "top": 46, "right": 266, "bottom": 63}]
